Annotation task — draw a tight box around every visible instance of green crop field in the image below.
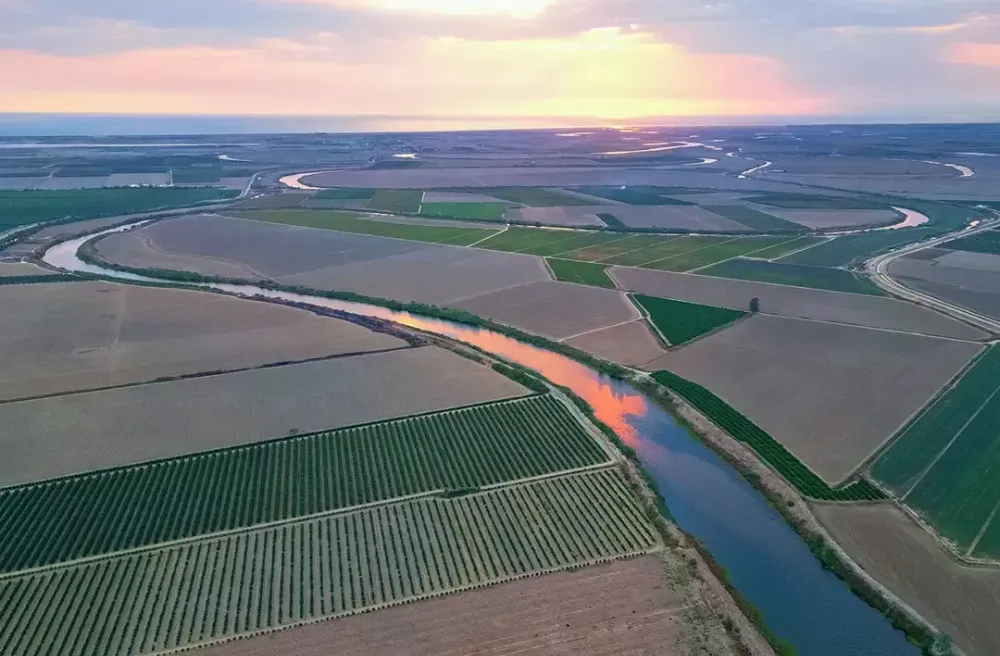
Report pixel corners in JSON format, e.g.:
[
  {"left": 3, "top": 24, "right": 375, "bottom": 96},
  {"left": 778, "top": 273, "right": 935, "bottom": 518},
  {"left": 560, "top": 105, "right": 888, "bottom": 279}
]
[
  {"left": 652, "top": 370, "right": 884, "bottom": 502},
  {"left": 633, "top": 294, "right": 746, "bottom": 345},
  {"left": 0, "top": 396, "right": 608, "bottom": 573},
  {"left": 872, "top": 346, "right": 1000, "bottom": 556},
  {"left": 558, "top": 234, "right": 667, "bottom": 262},
  {"left": 940, "top": 230, "right": 1000, "bottom": 255},
  {"left": 0, "top": 188, "right": 237, "bottom": 230},
  {"left": 419, "top": 202, "right": 508, "bottom": 221},
  {"left": 599, "top": 236, "right": 731, "bottom": 267},
  {"left": 746, "top": 236, "right": 828, "bottom": 260},
  {"left": 597, "top": 213, "right": 626, "bottom": 228},
  {"left": 702, "top": 205, "right": 806, "bottom": 232},
  {"left": 546, "top": 258, "right": 615, "bottom": 288},
  {"left": 641, "top": 237, "right": 797, "bottom": 272},
  {"left": 467, "top": 187, "right": 595, "bottom": 207},
  {"left": 701, "top": 258, "right": 886, "bottom": 295},
  {"left": 366, "top": 189, "right": 424, "bottom": 213},
  {"left": 0, "top": 469, "right": 657, "bottom": 656},
  {"left": 780, "top": 229, "right": 940, "bottom": 267},
  {"left": 573, "top": 186, "right": 694, "bottom": 205},
  {"left": 313, "top": 188, "right": 377, "bottom": 200},
  {"left": 235, "top": 210, "right": 497, "bottom": 246}
]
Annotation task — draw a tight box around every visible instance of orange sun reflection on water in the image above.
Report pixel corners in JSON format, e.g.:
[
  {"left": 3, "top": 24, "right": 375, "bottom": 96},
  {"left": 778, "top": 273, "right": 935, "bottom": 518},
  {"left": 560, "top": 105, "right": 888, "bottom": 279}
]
[{"left": 388, "top": 310, "right": 649, "bottom": 445}]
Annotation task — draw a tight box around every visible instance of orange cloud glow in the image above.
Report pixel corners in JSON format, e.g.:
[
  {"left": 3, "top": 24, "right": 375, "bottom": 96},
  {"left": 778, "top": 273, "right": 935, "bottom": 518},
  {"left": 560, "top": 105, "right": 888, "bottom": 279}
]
[
  {"left": 0, "top": 29, "right": 829, "bottom": 119},
  {"left": 950, "top": 42, "right": 1000, "bottom": 67}
]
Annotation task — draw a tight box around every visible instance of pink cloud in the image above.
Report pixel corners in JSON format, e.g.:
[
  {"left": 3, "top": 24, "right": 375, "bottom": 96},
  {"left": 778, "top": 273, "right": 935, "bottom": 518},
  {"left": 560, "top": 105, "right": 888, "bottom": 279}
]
[
  {"left": 0, "top": 29, "right": 830, "bottom": 119},
  {"left": 950, "top": 42, "right": 1000, "bottom": 67}
]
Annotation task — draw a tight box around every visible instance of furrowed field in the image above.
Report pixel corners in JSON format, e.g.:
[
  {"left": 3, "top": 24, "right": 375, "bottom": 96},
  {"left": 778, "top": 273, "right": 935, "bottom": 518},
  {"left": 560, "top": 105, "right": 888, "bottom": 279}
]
[
  {"left": 652, "top": 369, "right": 884, "bottom": 501},
  {"left": 0, "top": 396, "right": 609, "bottom": 572},
  {"left": 0, "top": 469, "right": 658, "bottom": 656},
  {"left": 545, "top": 258, "right": 615, "bottom": 288},
  {"left": 874, "top": 346, "right": 1000, "bottom": 557},
  {"left": 366, "top": 189, "right": 424, "bottom": 213},
  {"left": 633, "top": 294, "right": 746, "bottom": 345},
  {"left": 701, "top": 258, "right": 886, "bottom": 295}
]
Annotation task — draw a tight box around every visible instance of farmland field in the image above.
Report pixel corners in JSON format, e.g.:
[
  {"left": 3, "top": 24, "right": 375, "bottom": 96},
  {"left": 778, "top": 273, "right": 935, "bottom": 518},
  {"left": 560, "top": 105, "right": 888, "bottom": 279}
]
[
  {"left": 0, "top": 395, "right": 606, "bottom": 572},
  {"left": 0, "top": 281, "right": 404, "bottom": 401},
  {"left": 419, "top": 202, "right": 507, "bottom": 221},
  {"left": 365, "top": 189, "right": 424, "bottom": 213},
  {"left": 0, "top": 469, "right": 659, "bottom": 656},
  {"left": 573, "top": 186, "right": 693, "bottom": 205},
  {"left": 640, "top": 237, "right": 796, "bottom": 272},
  {"left": 233, "top": 210, "right": 497, "bottom": 246},
  {"left": 745, "top": 236, "right": 827, "bottom": 260},
  {"left": 611, "top": 266, "right": 985, "bottom": 339},
  {"left": 745, "top": 193, "right": 891, "bottom": 210},
  {"left": 313, "top": 188, "right": 376, "bottom": 200},
  {"left": 0, "top": 188, "right": 236, "bottom": 230},
  {"left": 701, "top": 205, "right": 805, "bottom": 232},
  {"left": 545, "top": 258, "right": 615, "bottom": 288},
  {"left": 940, "top": 230, "right": 1000, "bottom": 255},
  {"left": 193, "top": 554, "right": 717, "bottom": 656},
  {"left": 471, "top": 187, "right": 596, "bottom": 206},
  {"left": 0, "top": 347, "right": 528, "bottom": 486},
  {"left": 780, "top": 229, "right": 941, "bottom": 267},
  {"left": 652, "top": 368, "right": 883, "bottom": 500},
  {"left": 633, "top": 294, "right": 746, "bottom": 345},
  {"left": 564, "top": 320, "right": 669, "bottom": 367},
  {"left": 701, "top": 258, "right": 886, "bottom": 295},
  {"left": 653, "top": 314, "right": 982, "bottom": 483}
]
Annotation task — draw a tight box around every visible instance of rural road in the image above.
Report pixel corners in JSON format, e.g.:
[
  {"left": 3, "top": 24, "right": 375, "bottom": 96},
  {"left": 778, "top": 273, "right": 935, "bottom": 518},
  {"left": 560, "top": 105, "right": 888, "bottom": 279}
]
[
  {"left": 238, "top": 172, "right": 262, "bottom": 199},
  {"left": 866, "top": 211, "right": 1000, "bottom": 335}
]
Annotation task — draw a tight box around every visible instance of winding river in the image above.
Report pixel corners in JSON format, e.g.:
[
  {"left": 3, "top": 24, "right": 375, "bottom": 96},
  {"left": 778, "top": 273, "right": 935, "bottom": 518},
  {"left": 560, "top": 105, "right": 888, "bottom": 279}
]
[{"left": 43, "top": 226, "right": 918, "bottom": 655}]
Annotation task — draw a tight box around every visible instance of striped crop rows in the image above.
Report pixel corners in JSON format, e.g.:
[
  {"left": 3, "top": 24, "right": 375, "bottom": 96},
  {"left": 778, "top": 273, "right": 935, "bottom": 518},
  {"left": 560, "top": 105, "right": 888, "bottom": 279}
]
[
  {"left": 652, "top": 370, "right": 884, "bottom": 501},
  {"left": 0, "top": 469, "right": 657, "bottom": 656},
  {"left": 0, "top": 395, "right": 608, "bottom": 573}
]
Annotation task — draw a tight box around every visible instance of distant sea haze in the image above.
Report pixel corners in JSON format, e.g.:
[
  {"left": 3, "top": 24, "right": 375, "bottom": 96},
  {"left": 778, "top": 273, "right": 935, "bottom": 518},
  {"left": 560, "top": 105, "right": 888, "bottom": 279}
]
[{"left": 0, "top": 113, "right": 978, "bottom": 137}]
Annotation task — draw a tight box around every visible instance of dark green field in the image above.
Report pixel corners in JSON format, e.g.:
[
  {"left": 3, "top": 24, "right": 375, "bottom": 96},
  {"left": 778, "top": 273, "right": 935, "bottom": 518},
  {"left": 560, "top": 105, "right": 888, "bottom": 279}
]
[
  {"left": 633, "top": 294, "right": 745, "bottom": 345},
  {"left": 546, "top": 258, "right": 616, "bottom": 288},
  {"left": 467, "top": 187, "right": 595, "bottom": 206},
  {"left": 0, "top": 188, "right": 237, "bottom": 230},
  {"left": 313, "top": 188, "right": 377, "bottom": 200},
  {"left": 574, "top": 186, "right": 694, "bottom": 205},
  {"left": 703, "top": 258, "right": 886, "bottom": 295},
  {"left": 702, "top": 205, "right": 806, "bottom": 232},
  {"left": 366, "top": 189, "right": 424, "bottom": 213},
  {"left": 234, "top": 210, "right": 497, "bottom": 245},
  {"left": 420, "top": 202, "right": 508, "bottom": 221},
  {"left": 940, "top": 230, "right": 1000, "bottom": 255}
]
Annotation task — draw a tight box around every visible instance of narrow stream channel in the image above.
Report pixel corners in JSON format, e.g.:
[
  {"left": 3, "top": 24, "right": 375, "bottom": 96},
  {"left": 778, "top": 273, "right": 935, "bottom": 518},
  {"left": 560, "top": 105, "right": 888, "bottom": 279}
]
[{"left": 45, "top": 227, "right": 919, "bottom": 655}]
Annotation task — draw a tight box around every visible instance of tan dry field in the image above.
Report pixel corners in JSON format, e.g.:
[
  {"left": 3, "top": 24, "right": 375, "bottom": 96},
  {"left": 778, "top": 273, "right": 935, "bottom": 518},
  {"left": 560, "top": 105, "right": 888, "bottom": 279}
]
[
  {"left": 508, "top": 206, "right": 606, "bottom": 226},
  {"left": 105, "top": 172, "right": 170, "bottom": 187},
  {"left": 32, "top": 176, "right": 109, "bottom": 190},
  {"left": 564, "top": 319, "right": 669, "bottom": 366},
  {"left": 891, "top": 252, "right": 1000, "bottom": 320},
  {"left": 650, "top": 314, "right": 982, "bottom": 483},
  {"left": 96, "top": 214, "right": 549, "bottom": 305},
  {"left": 191, "top": 554, "right": 749, "bottom": 656},
  {"left": 0, "top": 345, "right": 527, "bottom": 486},
  {"left": 0, "top": 262, "right": 57, "bottom": 277},
  {"left": 0, "top": 281, "right": 405, "bottom": 400},
  {"left": 608, "top": 205, "right": 747, "bottom": 231},
  {"left": 451, "top": 280, "right": 641, "bottom": 341},
  {"left": 815, "top": 503, "right": 1000, "bottom": 656},
  {"left": 611, "top": 266, "right": 987, "bottom": 340},
  {"left": 759, "top": 207, "right": 900, "bottom": 229}
]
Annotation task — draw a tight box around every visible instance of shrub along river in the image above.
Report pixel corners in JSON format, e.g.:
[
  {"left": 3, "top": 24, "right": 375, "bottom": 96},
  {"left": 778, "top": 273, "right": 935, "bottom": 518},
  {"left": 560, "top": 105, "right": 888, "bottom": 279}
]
[{"left": 46, "top": 226, "right": 917, "bottom": 655}]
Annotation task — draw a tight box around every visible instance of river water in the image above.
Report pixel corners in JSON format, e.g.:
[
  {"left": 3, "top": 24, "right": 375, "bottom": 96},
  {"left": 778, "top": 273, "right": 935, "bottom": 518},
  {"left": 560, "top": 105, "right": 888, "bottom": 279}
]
[{"left": 44, "top": 228, "right": 918, "bottom": 655}]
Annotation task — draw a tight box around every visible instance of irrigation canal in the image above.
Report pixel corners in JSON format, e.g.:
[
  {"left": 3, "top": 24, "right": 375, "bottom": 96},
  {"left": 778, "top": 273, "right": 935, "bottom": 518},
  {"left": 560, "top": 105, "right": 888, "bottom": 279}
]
[{"left": 45, "top": 225, "right": 918, "bottom": 655}]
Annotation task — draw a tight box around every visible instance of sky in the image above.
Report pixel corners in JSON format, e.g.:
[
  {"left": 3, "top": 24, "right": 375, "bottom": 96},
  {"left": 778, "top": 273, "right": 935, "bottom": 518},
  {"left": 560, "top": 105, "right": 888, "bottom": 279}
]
[{"left": 1, "top": 0, "right": 999, "bottom": 127}]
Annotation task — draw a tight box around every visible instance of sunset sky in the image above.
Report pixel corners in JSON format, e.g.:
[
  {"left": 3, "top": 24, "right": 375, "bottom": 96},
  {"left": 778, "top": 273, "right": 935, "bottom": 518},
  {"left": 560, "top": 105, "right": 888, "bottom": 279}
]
[{"left": 1, "top": 0, "right": 999, "bottom": 126}]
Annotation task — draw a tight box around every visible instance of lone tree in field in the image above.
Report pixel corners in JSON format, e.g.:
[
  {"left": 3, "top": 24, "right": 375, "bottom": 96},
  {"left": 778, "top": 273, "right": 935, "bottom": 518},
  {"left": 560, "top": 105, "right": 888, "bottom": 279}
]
[{"left": 749, "top": 297, "right": 760, "bottom": 313}]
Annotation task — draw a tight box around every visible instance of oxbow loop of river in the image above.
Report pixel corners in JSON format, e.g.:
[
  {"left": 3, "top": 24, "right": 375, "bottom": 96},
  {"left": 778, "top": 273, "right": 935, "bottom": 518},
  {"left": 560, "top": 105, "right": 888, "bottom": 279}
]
[{"left": 44, "top": 226, "right": 919, "bottom": 655}]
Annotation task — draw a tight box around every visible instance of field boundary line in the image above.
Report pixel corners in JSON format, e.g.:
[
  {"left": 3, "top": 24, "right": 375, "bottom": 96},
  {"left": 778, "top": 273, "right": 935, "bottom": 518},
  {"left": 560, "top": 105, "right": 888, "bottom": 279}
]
[
  {"left": 548, "top": 232, "right": 635, "bottom": 258},
  {"left": 594, "top": 235, "right": 685, "bottom": 263},
  {"left": 466, "top": 225, "right": 507, "bottom": 248},
  {"left": 967, "top": 496, "right": 1000, "bottom": 556},
  {"left": 751, "top": 311, "right": 986, "bottom": 343},
  {"left": 634, "top": 236, "right": 742, "bottom": 269},
  {"left": 902, "top": 382, "right": 1000, "bottom": 500},
  {"left": 509, "top": 231, "right": 587, "bottom": 254},
  {"left": 558, "top": 318, "right": 641, "bottom": 342},
  {"left": 770, "top": 236, "right": 833, "bottom": 261},
  {"left": 146, "top": 548, "right": 664, "bottom": 656},
  {"left": 0, "top": 344, "right": 417, "bottom": 406},
  {"left": 0, "top": 464, "right": 622, "bottom": 580},
  {"left": 560, "top": 233, "right": 645, "bottom": 261},
  {"left": 684, "top": 236, "right": 801, "bottom": 274}
]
